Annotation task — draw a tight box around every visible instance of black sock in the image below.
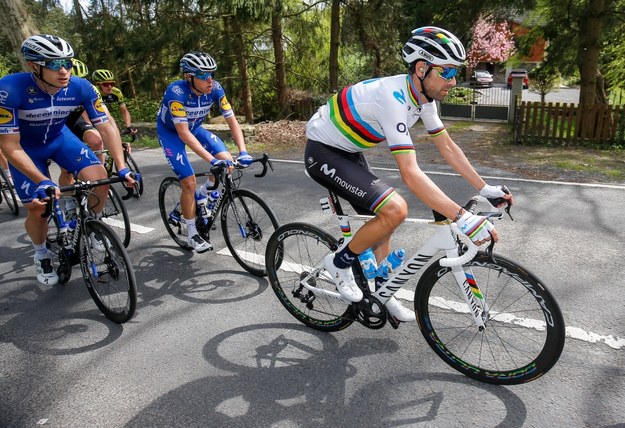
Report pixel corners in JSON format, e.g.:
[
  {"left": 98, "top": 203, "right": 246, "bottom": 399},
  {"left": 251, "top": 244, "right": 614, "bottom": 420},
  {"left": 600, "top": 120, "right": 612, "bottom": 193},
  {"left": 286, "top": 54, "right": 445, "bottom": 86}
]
[{"left": 334, "top": 245, "right": 358, "bottom": 269}]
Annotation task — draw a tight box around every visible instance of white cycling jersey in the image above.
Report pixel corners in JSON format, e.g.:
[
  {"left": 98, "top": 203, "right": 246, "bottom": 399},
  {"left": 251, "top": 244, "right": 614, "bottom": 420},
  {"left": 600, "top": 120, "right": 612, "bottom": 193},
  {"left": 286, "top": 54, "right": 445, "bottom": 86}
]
[{"left": 306, "top": 74, "right": 445, "bottom": 154}]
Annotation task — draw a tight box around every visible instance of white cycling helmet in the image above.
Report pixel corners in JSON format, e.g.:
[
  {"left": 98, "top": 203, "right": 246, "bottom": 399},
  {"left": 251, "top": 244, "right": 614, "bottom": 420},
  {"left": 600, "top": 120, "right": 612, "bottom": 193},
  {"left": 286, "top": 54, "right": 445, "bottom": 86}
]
[
  {"left": 180, "top": 51, "right": 217, "bottom": 74},
  {"left": 21, "top": 34, "right": 74, "bottom": 61},
  {"left": 402, "top": 26, "right": 466, "bottom": 67}
]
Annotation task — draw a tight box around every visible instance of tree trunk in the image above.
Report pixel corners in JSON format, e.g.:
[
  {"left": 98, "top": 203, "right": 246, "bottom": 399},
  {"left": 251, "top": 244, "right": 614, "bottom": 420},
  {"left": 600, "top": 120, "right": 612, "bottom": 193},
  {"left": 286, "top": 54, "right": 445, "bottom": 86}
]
[
  {"left": 0, "top": 0, "right": 39, "bottom": 70},
  {"left": 231, "top": 16, "right": 254, "bottom": 124},
  {"left": 329, "top": 0, "right": 340, "bottom": 92},
  {"left": 272, "top": 2, "right": 288, "bottom": 118},
  {"left": 578, "top": 0, "right": 604, "bottom": 106},
  {"left": 72, "top": 0, "right": 85, "bottom": 31}
]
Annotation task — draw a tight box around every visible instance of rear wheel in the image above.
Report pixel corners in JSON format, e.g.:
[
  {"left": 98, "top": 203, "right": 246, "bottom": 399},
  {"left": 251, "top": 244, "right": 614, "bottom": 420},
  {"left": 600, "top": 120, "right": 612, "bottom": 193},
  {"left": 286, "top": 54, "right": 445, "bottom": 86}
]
[
  {"left": 80, "top": 219, "right": 137, "bottom": 323},
  {"left": 99, "top": 187, "right": 131, "bottom": 248},
  {"left": 158, "top": 177, "right": 191, "bottom": 250},
  {"left": 0, "top": 169, "right": 19, "bottom": 216},
  {"left": 221, "top": 189, "right": 279, "bottom": 277},
  {"left": 265, "top": 222, "right": 353, "bottom": 332},
  {"left": 415, "top": 252, "right": 566, "bottom": 385}
]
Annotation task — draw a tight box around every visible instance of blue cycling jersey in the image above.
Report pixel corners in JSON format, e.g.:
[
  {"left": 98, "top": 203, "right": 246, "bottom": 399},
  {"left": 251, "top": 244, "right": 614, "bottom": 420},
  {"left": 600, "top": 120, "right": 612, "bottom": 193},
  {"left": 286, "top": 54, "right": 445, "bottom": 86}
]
[
  {"left": 156, "top": 79, "right": 234, "bottom": 131},
  {"left": 0, "top": 73, "right": 109, "bottom": 148}
]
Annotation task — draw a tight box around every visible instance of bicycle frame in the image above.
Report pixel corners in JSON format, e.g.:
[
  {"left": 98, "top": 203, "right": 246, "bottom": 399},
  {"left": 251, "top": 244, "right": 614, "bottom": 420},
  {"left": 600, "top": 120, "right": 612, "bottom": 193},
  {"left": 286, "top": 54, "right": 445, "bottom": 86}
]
[{"left": 299, "top": 191, "right": 499, "bottom": 330}]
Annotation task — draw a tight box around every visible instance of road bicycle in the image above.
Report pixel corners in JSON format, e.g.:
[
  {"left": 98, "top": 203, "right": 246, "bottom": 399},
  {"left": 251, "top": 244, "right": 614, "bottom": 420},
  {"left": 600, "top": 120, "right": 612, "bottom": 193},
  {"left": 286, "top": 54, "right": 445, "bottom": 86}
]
[
  {"left": 158, "top": 153, "right": 279, "bottom": 277},
  {"left": 43, "top": 175, "right": 137, "bottom": 323},
  {"left": 265, "top": 190, "right": 566, "bottom": 385},
  {"left": 92, "top": 133, "right": 145, "bottom": 247},
  {"left": 0, "top": 168, "right": 19, "bottom": 216},
  {"left": 117, "top": 127, "right": 144, "bottom": 198}
]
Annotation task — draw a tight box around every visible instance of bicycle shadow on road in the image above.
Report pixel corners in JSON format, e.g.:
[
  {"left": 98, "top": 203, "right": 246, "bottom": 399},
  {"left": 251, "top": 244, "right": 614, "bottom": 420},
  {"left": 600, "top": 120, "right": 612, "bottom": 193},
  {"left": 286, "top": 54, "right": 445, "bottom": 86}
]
[
  {"left": 133, "top": 247, "right": 268, "bottom": 309},
  {"left": 126, "top": 323, "right": 527, "bottom": 427}
]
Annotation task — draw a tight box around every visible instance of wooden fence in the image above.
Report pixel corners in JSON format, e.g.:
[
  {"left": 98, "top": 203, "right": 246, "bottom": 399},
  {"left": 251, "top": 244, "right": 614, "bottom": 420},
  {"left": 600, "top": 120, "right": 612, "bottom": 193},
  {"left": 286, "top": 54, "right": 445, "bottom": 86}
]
[{"left": 513, "top": 102, "right": 625, "bottom": 146}]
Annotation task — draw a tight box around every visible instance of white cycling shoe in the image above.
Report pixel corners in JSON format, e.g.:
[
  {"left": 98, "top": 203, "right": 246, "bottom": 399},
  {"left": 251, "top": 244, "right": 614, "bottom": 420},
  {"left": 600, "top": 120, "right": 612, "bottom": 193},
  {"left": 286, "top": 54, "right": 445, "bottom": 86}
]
[
  {"left": 324, "top": 254, "right": 363, "bottom": 302},
  {"left": 188, "top": 234, "right": 213, "bottom": 253},
  {"left": 89, "top": 232, "right": 107, "bottom": 253},
  {"left": 384, "top": 296, "right": 416, "bottom": 322},
  {"left": 35, "top": 256, "right": 59, "bottom": 286}
]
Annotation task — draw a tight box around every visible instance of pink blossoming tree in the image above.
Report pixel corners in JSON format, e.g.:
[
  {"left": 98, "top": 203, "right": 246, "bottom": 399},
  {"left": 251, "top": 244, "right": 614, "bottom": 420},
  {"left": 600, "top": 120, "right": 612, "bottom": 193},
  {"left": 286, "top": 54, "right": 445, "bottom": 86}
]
[{"left": 467, "top": 17, "right": 516, "bottom": 69}]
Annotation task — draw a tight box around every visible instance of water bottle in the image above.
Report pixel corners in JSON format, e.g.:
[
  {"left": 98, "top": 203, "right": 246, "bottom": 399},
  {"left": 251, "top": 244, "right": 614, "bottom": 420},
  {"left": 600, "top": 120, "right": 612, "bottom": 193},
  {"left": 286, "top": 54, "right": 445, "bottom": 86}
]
[
  {"left": 375, "top": 249, "right": 406, "bottom": 290},
  {"left": 195, "top": 189, "right": 209, "bottom": 219},
  {"left": 358, "top": 248, "right": 378, "bottom": 280},
  {"left": 206, "top": 190, "right": 220, "bottom": 214}
]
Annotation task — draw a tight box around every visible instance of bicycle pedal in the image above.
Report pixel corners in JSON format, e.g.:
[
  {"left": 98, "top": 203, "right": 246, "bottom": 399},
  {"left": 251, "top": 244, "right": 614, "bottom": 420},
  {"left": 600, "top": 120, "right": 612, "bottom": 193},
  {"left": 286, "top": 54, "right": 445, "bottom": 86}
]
[{"left": 388, "top": 316, "right": 401, "bottom": 329}]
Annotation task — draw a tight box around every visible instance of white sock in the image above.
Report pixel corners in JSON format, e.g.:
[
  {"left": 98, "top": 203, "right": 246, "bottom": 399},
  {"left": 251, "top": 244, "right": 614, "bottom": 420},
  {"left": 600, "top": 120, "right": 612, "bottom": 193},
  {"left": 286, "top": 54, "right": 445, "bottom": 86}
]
[
  {"left": 185, "top": 217, "right": 197, "bottom": 237},
  {"left": 33, "top": 242, "right": 50, "bottom": 260}
]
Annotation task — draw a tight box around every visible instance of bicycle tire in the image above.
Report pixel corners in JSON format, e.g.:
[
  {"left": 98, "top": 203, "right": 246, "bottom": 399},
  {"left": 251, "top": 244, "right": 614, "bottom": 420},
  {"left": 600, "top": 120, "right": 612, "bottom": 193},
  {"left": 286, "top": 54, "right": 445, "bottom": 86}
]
[
  {"left": 124, "top": 152, "right": 144, "bottom": 198},
  {"left": 158, "top": 176, "right": 192, "bottom": 250},
  {"left": 415, "top": 252, "right": 565, "bottom": 385},
  {"left": 99, "top": 186, "right": 131, "bottom": 248},
  {"left": 265, "top": 222, "right": 353, "bottom": 332},
  {"left": 80, "top": 219, "right": 137, "bottom": 323},
  {"left": 0, "top": 169, "right": 19, "bottom": 216},
  {"left": 221, "top": 188, "right": 279, "bottom": 277}
]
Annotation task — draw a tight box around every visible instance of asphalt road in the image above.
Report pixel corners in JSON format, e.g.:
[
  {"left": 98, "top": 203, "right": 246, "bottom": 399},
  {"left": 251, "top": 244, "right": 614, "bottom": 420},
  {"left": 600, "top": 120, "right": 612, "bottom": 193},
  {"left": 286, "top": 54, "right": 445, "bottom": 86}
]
[{"left": 1, "top": 147, "right": 624, "bottom": 427}]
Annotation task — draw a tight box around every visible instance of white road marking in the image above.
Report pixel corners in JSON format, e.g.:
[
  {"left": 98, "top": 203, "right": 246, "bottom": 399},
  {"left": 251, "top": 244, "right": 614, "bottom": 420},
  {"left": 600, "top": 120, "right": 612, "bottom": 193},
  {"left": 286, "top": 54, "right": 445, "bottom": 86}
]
[
  {"left": 395, "top": 289, "right": 625, "bottom": 350},
  {"left": 101, "top": 217, "right": 154, "bottom": 234},
  {"left": 272, "top": 159, "right": 625, "bottom": 190}
]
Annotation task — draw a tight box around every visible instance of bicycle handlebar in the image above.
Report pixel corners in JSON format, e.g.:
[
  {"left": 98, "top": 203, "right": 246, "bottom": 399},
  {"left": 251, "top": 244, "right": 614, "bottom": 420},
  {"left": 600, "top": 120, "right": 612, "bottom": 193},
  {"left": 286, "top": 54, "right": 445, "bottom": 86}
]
[
  {"left": 439, "top": 224, "right": 479, "bottom": 267},
  {"left": 198, "top": 153, "right": 274, "bottom": 191},
  {"left": 40, "top": 174, "right": 137, "bottom": 218},
  {"left": 120, "top": 127, "right": 137, "bottom": 143}
]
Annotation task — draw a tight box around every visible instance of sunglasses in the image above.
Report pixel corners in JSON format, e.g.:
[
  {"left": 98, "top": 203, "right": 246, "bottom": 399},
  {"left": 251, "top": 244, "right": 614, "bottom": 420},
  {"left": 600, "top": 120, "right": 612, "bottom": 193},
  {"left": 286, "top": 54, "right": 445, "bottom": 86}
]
[
  {"left": 192, "top": 71, "right": 215, "bottom": 81},
  {"left": 35, "top": 59, "right": 74, "bottom": 71},
  {"left": 101, "top": 82, "right": 116, "bottom": 87},
  {"left": 430, "top": 65, "right": 458, "bottom": 81}
]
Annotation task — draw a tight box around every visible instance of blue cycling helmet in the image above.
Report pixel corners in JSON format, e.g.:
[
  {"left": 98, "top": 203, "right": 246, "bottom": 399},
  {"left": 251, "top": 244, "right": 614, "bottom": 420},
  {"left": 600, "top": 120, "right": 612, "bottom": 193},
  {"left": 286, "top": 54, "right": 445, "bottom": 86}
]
[
  {"left": 21, "top": 34, "right": 74, "bottom": 61},
  {"left": 180, "top": 51, "right": 217, "bottom": 74}
]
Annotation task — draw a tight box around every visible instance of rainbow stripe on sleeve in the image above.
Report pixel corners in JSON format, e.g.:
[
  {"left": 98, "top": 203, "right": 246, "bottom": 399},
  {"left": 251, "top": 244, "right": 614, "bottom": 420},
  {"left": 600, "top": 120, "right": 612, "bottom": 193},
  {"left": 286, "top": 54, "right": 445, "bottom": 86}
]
[{"left": 328, "top": 87, "right": 385, "bottom": 149}]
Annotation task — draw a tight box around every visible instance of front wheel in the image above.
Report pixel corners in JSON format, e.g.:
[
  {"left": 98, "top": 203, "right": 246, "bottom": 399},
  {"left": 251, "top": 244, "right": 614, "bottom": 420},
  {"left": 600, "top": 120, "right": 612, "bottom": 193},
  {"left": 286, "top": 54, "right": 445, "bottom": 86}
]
[
  {"left": 80, "top": 219, "right": 137, "bottom": 323},
  {"left": 0, "top": 169, "right": 19, "bottom": 216},
  {"left": 415, "top": 252, "right": 565, "bottom": 385},
  {"left": 265, "top": 222, "right": 353, "bottom": 332},
  {"left": 221, "top": 189, "right": 279, "bottom": 277}
]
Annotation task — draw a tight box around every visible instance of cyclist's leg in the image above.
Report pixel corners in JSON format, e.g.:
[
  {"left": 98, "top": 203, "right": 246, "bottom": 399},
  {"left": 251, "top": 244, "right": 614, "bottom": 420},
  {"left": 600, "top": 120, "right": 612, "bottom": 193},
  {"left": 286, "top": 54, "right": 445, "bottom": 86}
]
[
  {"left": 158, "top": 126, "right": 210, "bottom": 253},
  {"left": 54, "top": 127, "right": 108, "bottom": 214},
  {"left": 194, "top": 127, "right": 229, "bottom": 185},
  {"left": 11, "top": 146, "right": 58, "bottom": 284},
  {"left": 304, "top": 140, "right": 406, "bottom": 254}
]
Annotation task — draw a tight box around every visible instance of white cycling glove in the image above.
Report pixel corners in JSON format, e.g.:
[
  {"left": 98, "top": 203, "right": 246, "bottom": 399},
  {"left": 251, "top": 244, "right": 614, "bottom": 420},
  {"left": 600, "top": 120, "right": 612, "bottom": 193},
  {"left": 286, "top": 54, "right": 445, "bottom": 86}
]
[
  {"left": 456, "top": 211, "right": 494, "bottom": 244},
  {"left": 479, "top": 184, "right": 506, "bottom": 199}
]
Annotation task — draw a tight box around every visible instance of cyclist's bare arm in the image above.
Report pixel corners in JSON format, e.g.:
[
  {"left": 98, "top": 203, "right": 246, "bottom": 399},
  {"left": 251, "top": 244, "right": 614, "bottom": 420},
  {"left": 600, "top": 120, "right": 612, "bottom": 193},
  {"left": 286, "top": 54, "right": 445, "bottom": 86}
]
[
  {"left": 224, "top": 115, "right": 247, "bottom": 154},
  {"left": 395, "top": 152, "right": 463, "bottom": 220},
  {"left": 174, "top": 122, "right": 219, "bottom": 165},
  {"left": 120, "top": 103, "right": 132, "bottom": 129},
  {"left": 93, "top": 119, "right": 134, "bottom": 185},
  {"left": 431, "top": 131, "right": 514, "bottom": 206}
]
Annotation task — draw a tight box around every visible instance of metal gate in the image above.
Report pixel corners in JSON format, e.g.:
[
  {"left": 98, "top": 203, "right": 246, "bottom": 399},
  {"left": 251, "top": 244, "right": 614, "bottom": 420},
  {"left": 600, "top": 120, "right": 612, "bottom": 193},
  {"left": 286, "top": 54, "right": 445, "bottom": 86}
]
[{"left": 440, "top": 85, "right": 511, "bottom": 122}]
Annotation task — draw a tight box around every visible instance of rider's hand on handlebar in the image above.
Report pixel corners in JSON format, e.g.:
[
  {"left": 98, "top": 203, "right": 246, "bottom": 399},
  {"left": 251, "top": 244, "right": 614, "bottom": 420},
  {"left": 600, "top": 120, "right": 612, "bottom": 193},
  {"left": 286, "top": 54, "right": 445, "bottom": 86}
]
[
  {"left": 118, "top": 168, "right": 136, "bottom": 187},
  {"left": 35, "top": 179, "right": 59, "bottom": 201},
  {"left": 480, "top": 184, "right": 514, "bottom": 208},
  {"left": 210, "top": 158, "right": 233, "bottom": 172},
  {"left": 236, "top": 151, "right": 253, "bottom": 168},
  {"left": 456, "top": 211, "right": 498, "bottom": 244}
]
